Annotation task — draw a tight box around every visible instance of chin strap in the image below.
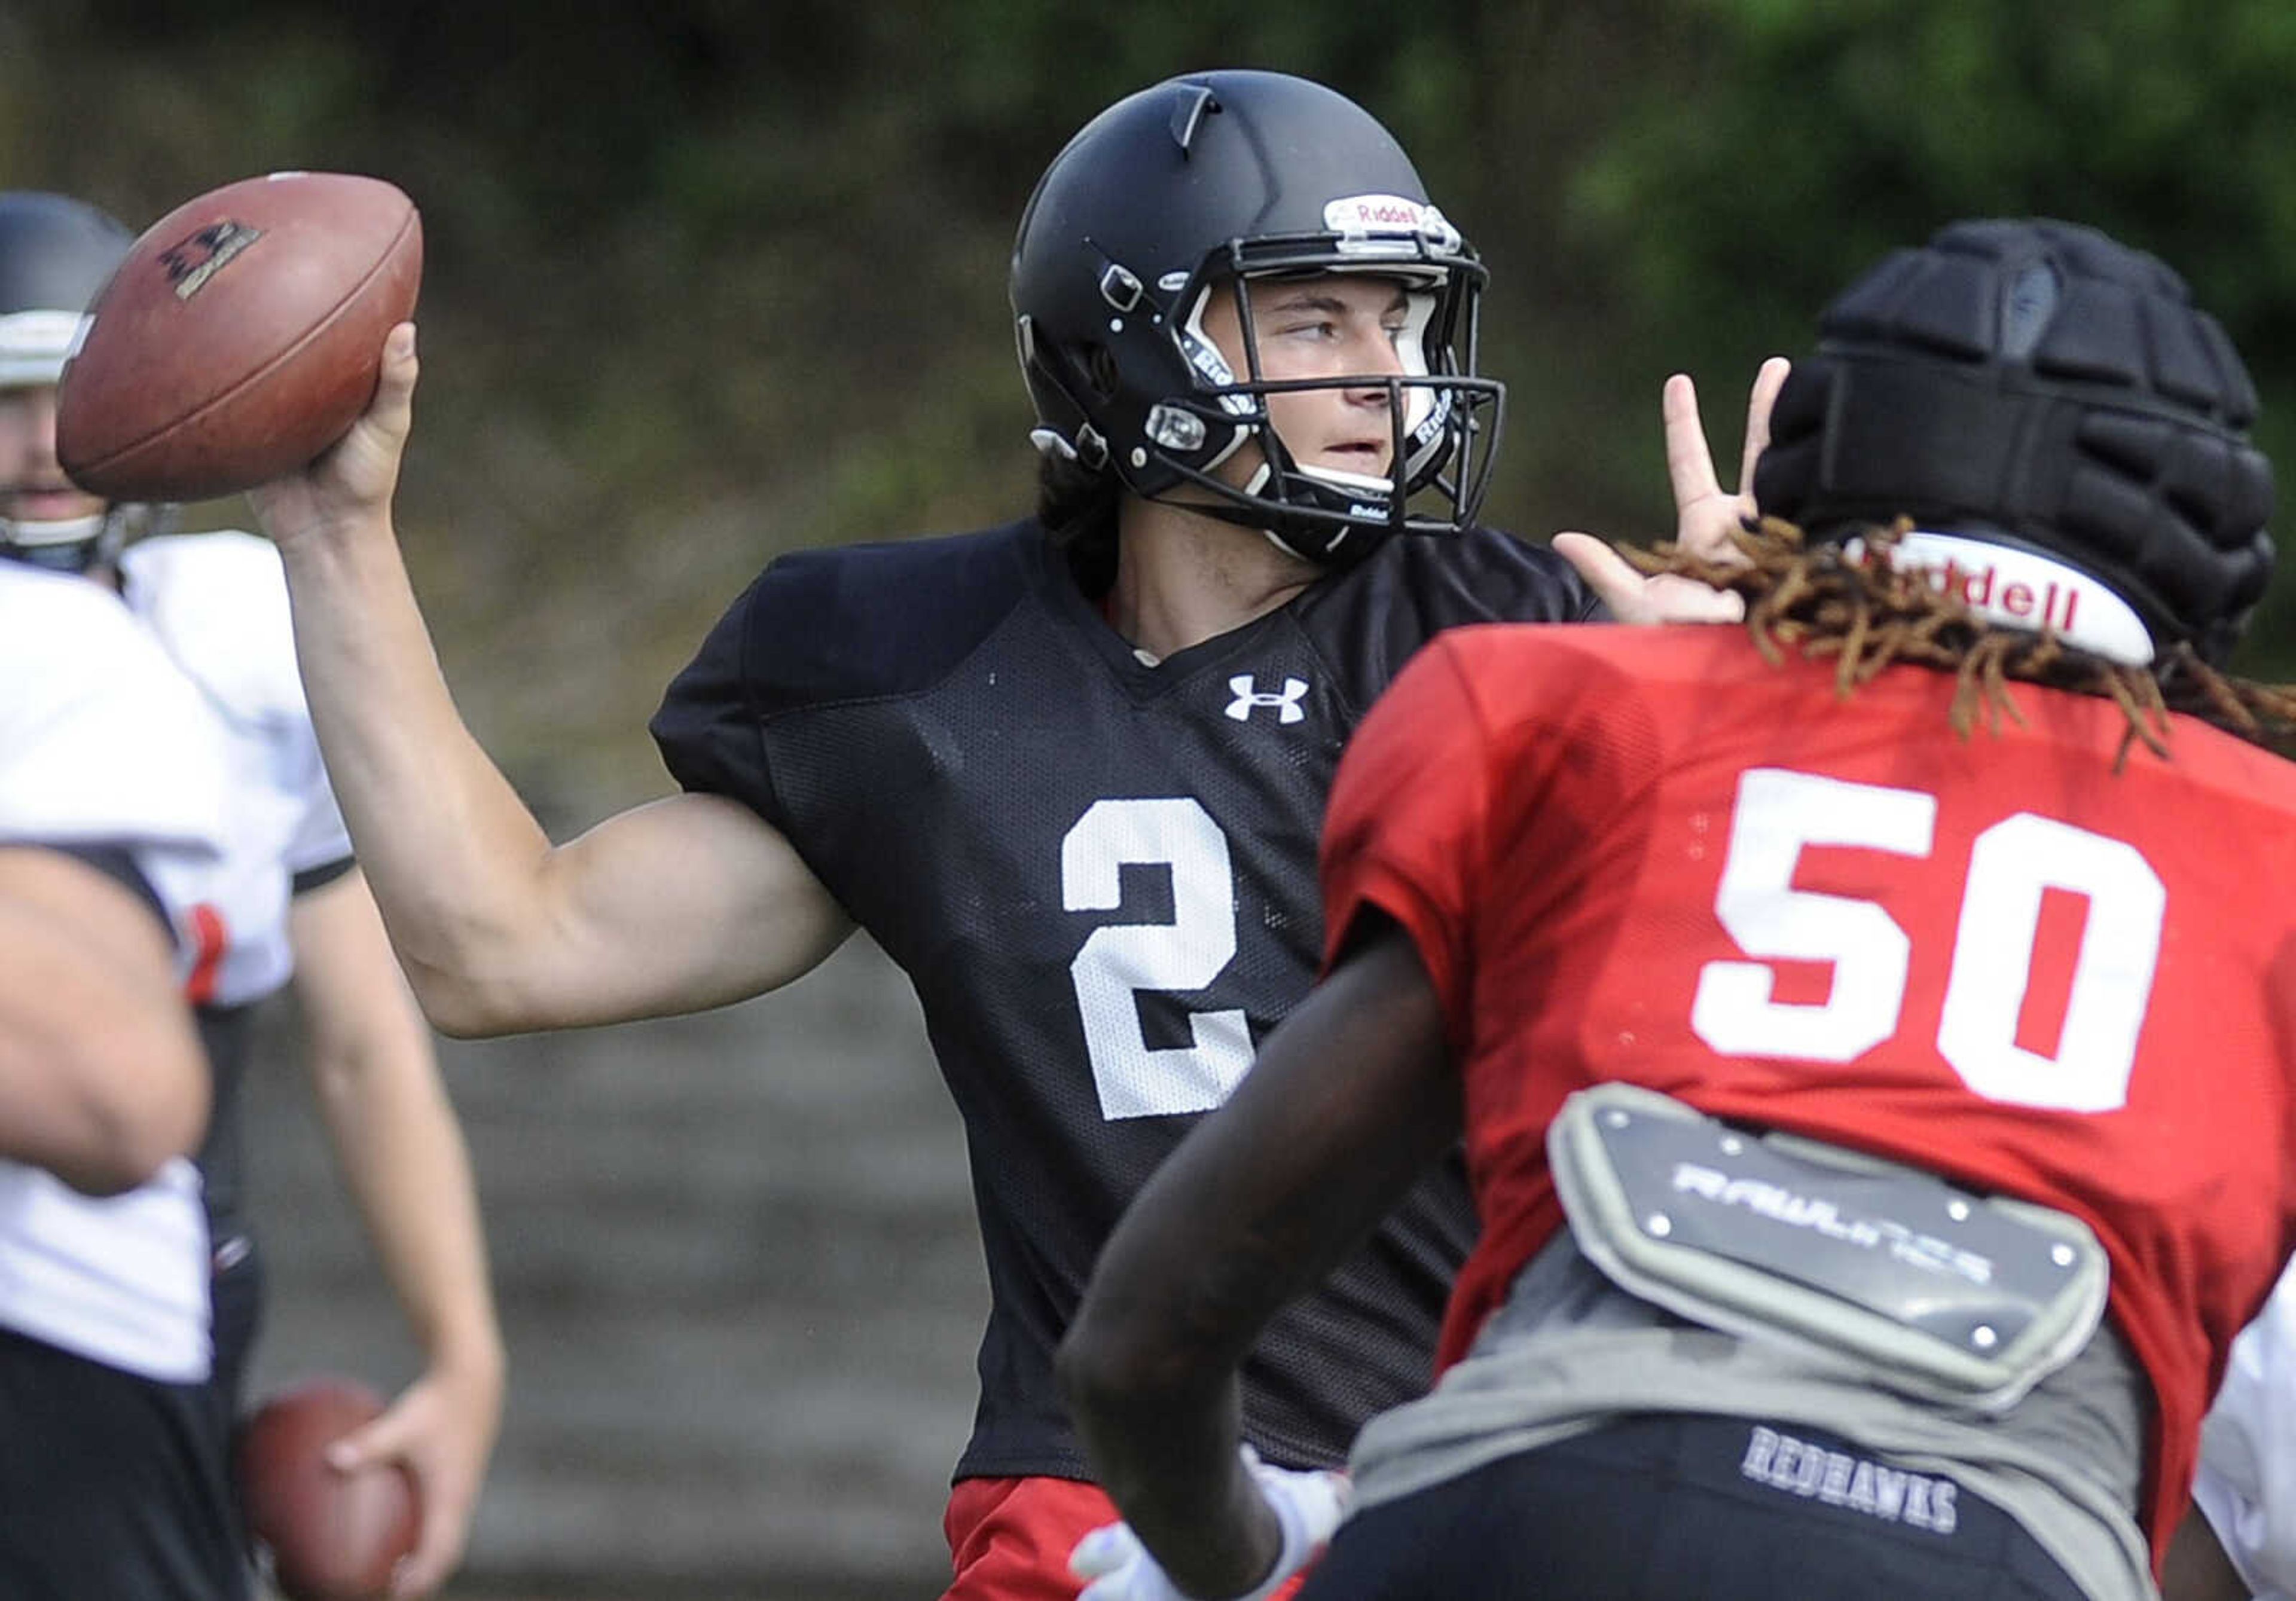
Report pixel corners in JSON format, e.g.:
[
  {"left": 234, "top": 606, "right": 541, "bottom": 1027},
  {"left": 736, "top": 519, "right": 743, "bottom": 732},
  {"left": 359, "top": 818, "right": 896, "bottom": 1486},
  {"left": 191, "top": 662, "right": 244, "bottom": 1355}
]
[{"left": 0, "top": 507, "right": 138, "bottom": 573}]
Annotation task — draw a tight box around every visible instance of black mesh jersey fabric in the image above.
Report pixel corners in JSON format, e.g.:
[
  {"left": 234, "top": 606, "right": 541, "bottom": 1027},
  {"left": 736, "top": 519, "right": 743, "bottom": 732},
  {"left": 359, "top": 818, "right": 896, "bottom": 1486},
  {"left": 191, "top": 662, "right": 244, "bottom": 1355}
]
[{"left": 652, "top": 518, "right": 1599, "bottom": 1479}]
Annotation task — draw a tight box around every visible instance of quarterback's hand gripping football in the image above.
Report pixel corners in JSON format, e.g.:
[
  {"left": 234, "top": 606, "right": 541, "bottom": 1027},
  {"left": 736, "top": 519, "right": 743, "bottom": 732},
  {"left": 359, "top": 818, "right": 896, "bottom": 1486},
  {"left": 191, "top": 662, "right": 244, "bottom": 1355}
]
[
  {"left": 1555, "top": 355, "right": 1790, "bottom": 624},
  {"left": 248, "top": 322, "right": 419, "bottom": 554},
  {"left": 1070, "top": 1449, "right": 1351, "bottom": 1601}
]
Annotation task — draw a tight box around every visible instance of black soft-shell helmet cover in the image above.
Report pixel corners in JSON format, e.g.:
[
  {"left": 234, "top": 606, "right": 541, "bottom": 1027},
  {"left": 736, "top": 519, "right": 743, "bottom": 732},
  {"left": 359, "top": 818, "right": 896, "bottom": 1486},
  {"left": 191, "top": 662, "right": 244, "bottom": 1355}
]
[{"left": 1755, "top": 218, "right": 2274, "bottom": 666}]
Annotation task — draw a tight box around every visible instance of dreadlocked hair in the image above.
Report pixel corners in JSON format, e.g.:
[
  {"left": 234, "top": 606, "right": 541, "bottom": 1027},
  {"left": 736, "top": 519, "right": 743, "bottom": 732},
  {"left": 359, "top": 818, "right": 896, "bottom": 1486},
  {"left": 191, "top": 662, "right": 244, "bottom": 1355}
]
[{"left": 1622, "top": 518, "right": 2296, "bottom": 769}]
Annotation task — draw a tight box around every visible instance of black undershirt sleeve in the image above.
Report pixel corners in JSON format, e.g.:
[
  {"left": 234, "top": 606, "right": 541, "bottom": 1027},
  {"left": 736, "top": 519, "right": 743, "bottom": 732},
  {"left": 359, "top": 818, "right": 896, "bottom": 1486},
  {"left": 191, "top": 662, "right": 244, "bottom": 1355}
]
[
  {"left": 290, "top": 855, "right": 356, "bottom": 897},
  {"left": 39, "top": 842, "right": 169, "bottom": 931}
]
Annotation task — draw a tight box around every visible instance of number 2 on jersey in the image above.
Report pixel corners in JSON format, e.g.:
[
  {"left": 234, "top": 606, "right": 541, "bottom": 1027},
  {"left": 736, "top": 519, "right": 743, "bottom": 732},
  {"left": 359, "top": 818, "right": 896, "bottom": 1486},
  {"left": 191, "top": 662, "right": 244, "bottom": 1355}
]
[
  {"left": 1062, "top": 798, "right": 1253, "bottom": 1120},
  {"left": 1690, "top": 768, "right": 2164, "bottom": 1113}
]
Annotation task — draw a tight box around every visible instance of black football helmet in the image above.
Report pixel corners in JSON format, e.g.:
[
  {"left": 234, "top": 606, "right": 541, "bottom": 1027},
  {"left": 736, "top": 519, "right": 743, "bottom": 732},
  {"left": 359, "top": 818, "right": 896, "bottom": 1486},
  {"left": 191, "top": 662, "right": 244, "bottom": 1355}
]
[
  {"left": 0, "top": 190, "right": 153, "bottom": 573},
  {"left": 1755, "top": 218, "right": 2274, "bottom": 667},
  {"left": 1010, "top": 69, "right": 1503, "bottom": 564}
]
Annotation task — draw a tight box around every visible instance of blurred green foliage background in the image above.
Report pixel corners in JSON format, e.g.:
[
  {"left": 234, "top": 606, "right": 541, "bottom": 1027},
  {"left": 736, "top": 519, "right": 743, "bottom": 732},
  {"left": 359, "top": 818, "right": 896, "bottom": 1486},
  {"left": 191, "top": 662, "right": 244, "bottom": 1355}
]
[{"left": 8, "top": 0, "right": 2295, "bottom": 816}]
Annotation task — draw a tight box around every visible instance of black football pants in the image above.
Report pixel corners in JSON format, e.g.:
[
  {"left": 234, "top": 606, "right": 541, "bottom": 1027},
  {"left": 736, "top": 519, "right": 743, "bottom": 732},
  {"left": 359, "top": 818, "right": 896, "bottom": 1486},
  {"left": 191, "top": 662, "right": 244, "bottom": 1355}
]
[
  {"left": 1299, "top": 1413, "right": 2091, "bottom": 1601},
  {"left": 0, "top": 1323, "right": 246, "bottom": 1601}
]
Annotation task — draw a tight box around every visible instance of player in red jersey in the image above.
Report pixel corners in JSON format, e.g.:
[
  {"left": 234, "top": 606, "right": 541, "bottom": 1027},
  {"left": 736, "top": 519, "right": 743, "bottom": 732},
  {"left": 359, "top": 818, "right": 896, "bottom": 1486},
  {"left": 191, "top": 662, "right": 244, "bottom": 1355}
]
[{"left": 1058, "top": 218, "right": 2293, "bottom": 1601}]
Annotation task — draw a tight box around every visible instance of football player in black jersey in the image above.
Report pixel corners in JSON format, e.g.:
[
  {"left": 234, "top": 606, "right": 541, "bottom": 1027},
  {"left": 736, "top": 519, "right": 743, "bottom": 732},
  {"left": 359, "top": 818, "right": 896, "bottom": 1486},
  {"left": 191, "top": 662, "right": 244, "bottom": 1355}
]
[{"left": 249, "top": 69, "right": 1779, "bottom": 1600}]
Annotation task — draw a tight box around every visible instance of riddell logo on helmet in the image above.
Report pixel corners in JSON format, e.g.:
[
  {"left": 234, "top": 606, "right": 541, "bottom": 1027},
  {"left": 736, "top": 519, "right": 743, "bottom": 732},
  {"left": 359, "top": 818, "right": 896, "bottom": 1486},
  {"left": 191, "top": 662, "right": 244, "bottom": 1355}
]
[
  {"left": 1325, "top": 195, "right": 1427, "bottom": 233},
  {"left": 1844, "top": 529, "right": 2156, "bottom": 667},
  {"left": 1900, "top": 552, "right": 2084, "bottom": 633}
]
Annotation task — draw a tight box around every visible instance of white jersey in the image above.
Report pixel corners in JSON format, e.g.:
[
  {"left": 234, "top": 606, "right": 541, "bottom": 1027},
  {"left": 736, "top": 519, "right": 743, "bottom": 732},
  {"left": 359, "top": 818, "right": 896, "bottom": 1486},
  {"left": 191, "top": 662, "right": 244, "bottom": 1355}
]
[
  {"left": 120, "top": 531, "right": 354, "bottom": 1009},
  {"left": 0, "top": 561, "right": 233, "bottom": 1382},
  {"left": 2197, "top": 1267, "right": 2296, "bottom": 1600}
]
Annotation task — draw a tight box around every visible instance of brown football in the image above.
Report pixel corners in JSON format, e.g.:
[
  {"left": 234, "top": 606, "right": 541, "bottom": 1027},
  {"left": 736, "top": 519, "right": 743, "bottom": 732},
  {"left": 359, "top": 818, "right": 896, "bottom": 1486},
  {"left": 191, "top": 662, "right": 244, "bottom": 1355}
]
[
  {"left": 54, "top": 170, "right": 421, "bottom": 502},
  {"left": 236, "top": 1377, "right": 419, "bottom": 1601}
]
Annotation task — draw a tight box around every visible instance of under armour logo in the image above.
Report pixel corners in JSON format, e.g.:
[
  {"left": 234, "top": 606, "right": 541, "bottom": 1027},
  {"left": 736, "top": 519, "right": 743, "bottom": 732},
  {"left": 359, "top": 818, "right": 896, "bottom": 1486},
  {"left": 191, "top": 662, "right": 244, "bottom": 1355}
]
[{"left": 1225, "top": 674, "right": 1308, "bottom": 724}]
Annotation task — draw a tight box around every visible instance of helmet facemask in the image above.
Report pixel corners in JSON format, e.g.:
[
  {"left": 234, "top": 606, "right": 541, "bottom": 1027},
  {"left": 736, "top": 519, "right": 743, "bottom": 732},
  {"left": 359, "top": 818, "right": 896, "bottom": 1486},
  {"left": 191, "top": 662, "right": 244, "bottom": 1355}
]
[{"left": 1140, "top": 246, "right": 1503, "bottom": 563}]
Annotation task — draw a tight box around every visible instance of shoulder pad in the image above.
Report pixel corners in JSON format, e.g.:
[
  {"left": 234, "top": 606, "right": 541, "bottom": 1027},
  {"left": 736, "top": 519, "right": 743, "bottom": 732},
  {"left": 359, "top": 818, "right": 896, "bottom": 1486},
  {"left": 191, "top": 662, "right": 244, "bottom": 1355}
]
[
  {"left": 1382, "top": 525, "right": 1603, "bottom": 628},
  {"left": 118, "top": 532, "right": 304, "bottom": 728},
  {"left": 734, "top": 521, "right": 1039, "bottom": 716},
  {"left": 0, "top": 564, "right": 229, "bottom": 852},
  {"left": 1293, "top": 525, "right": 1601, "bottom": 711}
]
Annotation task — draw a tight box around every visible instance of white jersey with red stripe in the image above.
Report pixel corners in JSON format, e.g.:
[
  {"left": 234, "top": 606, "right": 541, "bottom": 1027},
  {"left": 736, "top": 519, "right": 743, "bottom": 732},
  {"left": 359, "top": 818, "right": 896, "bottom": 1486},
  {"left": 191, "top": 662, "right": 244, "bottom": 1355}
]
[
  {"left": 0, "top": 560, "right": 235, "bottom": 1382},
  {"left": 119, "top": 531, "right": 353, "bottom": 1008}
]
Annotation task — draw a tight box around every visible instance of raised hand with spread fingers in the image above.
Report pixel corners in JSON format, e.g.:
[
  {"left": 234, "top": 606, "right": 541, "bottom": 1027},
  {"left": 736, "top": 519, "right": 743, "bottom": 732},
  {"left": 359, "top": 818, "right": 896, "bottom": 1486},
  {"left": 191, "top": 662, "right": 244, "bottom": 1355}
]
[{"left": 1554, "top": 356, "right": 1791, "bottom": 623}]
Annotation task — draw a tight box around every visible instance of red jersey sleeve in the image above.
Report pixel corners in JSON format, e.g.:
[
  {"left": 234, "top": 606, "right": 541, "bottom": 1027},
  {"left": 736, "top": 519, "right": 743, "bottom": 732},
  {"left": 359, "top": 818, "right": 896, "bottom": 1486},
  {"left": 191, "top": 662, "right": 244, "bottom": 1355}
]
[
  {"left": 1321, "top": 626, "right": 1664, "bottom": 1043},
  {"left": 1320, "top": 631, "right": 1493, "bottom": 1030}
]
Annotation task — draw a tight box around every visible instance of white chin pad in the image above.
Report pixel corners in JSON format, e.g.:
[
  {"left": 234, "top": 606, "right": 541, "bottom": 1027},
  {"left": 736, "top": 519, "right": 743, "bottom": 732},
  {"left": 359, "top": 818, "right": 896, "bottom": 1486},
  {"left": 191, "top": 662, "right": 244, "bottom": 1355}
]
[
  {"left": 0, "top": 512, "right": 106, "bottom": 549},
  {"left": 1300, "top": 462, "right": 1396, "bottom": 498}
]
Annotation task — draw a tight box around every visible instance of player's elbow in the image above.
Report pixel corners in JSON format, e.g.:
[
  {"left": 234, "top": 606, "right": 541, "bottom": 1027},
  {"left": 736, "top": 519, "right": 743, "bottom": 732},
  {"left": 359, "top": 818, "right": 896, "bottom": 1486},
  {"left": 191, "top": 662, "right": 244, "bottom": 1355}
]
[
  {"left": 1057, "top": 1296, "right": 1201, "bottom": 1439},
  {"left": 405, "top": 981, "right": 499, "bottom": 1040},
  {"left": 1055, "top": 1317, "right": 1128, "bottom": 1443},
  {"left": 411, "top": 988, "right": 517, "bottom": 1041},
  {"left": 391, "top": 905, "right": 602, "bottom": 1037},
  {"left": 398, "top": 960, "right": 530, "bottom": 1040}
]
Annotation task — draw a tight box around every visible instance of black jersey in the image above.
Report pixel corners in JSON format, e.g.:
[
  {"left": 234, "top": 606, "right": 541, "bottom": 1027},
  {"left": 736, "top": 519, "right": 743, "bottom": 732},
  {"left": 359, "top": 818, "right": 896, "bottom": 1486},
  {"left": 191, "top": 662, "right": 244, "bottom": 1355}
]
[{"left": 651, "top": 517, "right": 1599, "bottom": 1480}]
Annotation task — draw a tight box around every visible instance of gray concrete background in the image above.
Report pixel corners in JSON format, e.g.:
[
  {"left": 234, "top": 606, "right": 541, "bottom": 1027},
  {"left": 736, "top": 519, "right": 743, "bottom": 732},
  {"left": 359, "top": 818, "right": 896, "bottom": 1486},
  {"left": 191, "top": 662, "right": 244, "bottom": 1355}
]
[{"left": 243, "top": 934, "right": 984, "bottom": 1598}]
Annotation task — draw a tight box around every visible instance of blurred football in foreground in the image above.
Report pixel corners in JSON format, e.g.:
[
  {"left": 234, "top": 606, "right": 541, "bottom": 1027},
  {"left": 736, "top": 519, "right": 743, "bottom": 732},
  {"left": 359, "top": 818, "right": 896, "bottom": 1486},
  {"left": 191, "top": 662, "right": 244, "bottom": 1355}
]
[
  {"left": 237, "top": 1376, "right": 418, "bottom": 1601},
  {"left": 55, "top": 170, "right": 421, "bottom": 502}
]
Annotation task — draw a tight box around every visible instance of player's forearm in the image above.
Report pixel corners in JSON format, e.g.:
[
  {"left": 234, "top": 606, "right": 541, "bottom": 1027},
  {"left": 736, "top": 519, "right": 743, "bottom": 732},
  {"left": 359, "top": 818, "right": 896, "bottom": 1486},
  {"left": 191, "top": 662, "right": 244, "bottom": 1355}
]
[
  {"left": 1064, "top": 924, "right": 1458, "bottom": 1591},
  {"left": 309, "top": 1028, "right": 503, "bottom": 1385},
  {"left": 273, "top": 515, "right": 561, "bottom": 1028},
  {"left": 0, "top": 981, "right": 204, "bottom": 1193},
  {"left": 1066, "top": 1362, "right": 1283, "bottom": 1597},
  {"left": 1059, "top": 1142, "right": 1312, "bottom": 1594},
  {"left": 0, "top": 863, "right": 209, "bottom": 1193}
]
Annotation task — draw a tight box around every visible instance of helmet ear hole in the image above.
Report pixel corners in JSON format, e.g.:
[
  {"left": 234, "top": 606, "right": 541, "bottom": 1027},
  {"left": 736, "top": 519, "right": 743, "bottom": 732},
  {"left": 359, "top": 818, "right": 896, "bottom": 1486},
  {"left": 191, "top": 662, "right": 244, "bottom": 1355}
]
[{"left": 1080, "top": 344, "right": 1119, "bottom": 404}]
